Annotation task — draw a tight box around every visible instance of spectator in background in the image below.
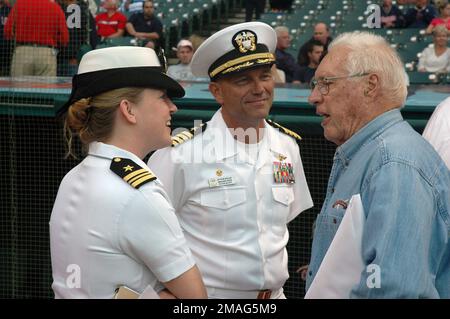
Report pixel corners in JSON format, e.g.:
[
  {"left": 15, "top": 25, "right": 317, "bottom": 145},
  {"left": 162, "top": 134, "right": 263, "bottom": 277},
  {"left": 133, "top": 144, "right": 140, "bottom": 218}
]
[
  {"left": 244, "top": 0, "right": 265, "bottom": 22},
  {"left": 425, "top": 1, "right": 450, "bottom": 33},
  {"left": 297, "top": 23, "right": 332, "bottom": 66},
  {"left": 404, "top": 0, "right": 437, "bottom": 28},
  {"left": 58, "top": 0, "right": 94, "bottom": 76},
  {"left": 0, "top": 0, "right": 11, "bottom": 76},
  {"left": 126, "top": 0, "right": 163, "bottom": 49},
  {"left": 293, "top": 40, "right": 323, "bottom": 84},
  {"left": 381, "top": 0, "right": 405, "bottom": 28},
  {"left": 95, "top": 0, "right": 127, "bottom": 40},
  {"left": 418, "top": 25, "right": 450, "bottom": 72},
  {"left": 423, "top": 96, "right": 450, "bottom": 169},
  {"left": 4, "top": 0, "right": 69, "bottom": 77},
  {"left": 167, "top": 39, "right": 196, "bottom": 81},
  {"left": 275, "top": 26, "right": 300, "bottom": 83}
]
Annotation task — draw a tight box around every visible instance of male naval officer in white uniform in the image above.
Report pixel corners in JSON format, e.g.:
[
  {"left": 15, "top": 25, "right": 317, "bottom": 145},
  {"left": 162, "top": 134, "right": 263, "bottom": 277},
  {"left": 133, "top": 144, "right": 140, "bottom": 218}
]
[{"left": 148, "top": 22, "right": 313, "bottom": 299}]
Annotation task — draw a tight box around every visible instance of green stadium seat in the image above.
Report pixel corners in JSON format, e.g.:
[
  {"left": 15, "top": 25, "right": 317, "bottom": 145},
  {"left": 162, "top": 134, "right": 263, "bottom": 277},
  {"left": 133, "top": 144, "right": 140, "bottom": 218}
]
[
  {"left": 95, "top": 36, "right": 139, "bottom": 49},
  {"left": 398, "top": 42, "right": 429, "bottom": 63},
  {"left": 444, "top": 73, "right": 450, "bottom": 84},
  {"left": 407, "top": 71, "right": 440, "bottom": 85}
]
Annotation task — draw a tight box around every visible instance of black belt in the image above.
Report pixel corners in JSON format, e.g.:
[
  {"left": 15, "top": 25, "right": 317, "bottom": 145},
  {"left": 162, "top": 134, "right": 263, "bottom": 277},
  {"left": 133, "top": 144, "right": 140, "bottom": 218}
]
[{"left": 17, "top": 43, "right": 55, "bottom": 49}]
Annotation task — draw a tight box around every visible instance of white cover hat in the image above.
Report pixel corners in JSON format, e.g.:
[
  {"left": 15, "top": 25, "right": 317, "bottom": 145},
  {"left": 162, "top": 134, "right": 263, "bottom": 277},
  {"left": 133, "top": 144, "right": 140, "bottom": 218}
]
[
  {"left": 191, "top": 22, "right": 277, "bottom": 80},
  {"left": 60, "top": 46, "right": 184, "bottom": 115}
]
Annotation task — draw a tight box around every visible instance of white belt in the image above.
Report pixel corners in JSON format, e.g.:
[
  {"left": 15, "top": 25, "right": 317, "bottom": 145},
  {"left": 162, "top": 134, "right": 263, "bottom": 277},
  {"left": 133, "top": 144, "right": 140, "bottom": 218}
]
[{"left": 207, "top": 287, "right": 284, "bottom": 299}]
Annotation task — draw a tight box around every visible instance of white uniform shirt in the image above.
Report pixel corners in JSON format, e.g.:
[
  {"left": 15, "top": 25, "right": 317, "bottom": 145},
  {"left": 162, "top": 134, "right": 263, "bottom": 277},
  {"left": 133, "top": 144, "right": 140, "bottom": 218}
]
[
  {"left": 423, "top": 96, "right": 450, "bottom": 169},
  {"left": 50, "top": 142, "right": 195, "bottom": 298},
  {"left": 148, "top": 109, "right": 313, "bottom": 295}
]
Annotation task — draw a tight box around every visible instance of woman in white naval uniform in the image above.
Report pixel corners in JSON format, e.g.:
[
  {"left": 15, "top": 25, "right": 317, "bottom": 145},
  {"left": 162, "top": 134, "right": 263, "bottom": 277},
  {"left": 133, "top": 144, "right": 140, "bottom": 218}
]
[{"left": 50, "top": 46, "right": 206, "bottom": 298}]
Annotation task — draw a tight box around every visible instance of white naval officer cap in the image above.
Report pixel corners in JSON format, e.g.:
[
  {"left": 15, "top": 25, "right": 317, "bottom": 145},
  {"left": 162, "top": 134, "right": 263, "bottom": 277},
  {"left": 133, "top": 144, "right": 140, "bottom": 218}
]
[
  {"left": 190, "top": 22, "right": 277, "bottom": 81},
  {"left": 59, "top": 46, "right": 184, "bottom": 115}
]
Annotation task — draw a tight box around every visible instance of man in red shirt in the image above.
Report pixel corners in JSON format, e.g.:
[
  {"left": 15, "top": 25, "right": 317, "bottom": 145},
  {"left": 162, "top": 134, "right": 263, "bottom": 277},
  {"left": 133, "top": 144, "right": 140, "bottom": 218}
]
[
  {"left": 95, "top": 0, "right": 127, "bottom": 40},
  {"left": 4, "top": 0, "right": 69, "bottom": 77}
]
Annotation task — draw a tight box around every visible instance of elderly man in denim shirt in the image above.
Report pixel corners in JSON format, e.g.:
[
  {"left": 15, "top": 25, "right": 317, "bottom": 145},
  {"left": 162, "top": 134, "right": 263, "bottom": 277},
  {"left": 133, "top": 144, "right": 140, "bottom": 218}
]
[{"left": 306, "top": 31, "right": 450, "bottom": 298}]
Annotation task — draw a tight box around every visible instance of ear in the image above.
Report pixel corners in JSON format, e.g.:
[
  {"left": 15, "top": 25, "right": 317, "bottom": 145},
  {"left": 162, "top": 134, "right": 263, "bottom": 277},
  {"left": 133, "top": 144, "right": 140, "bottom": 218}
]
[
  {"left": 118, "top": 99, "right": 137, "bottom": 124},
  {"left": 365, "top": 73, "right": 379, "bottom": 97},
  {"left": 209, "top": 82, "right": 224, "bottom": 105}
]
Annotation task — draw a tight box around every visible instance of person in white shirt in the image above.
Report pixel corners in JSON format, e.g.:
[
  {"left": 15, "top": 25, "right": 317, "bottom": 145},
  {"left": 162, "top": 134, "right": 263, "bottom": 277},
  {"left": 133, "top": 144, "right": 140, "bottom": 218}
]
[
  {"left": 423, "top": 96, "right": 450, "bottom": 169},
  {"left": 147, "top": 22, "right": 313, "bottom": 299},
  {"left": 50, "top": 46, "right": 206, "bottom": 299},
  {"left": 418, "top": 25, "right": 450, "bottom": 73},
  {"left": 167, "top": 39, "right": 196, "bottom": 81}
]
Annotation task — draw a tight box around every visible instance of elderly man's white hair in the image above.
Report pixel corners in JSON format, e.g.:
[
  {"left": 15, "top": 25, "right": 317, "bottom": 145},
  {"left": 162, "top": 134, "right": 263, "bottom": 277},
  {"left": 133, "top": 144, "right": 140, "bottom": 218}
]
[
  {"left": 274, "top": 26, "right": 289, "bottom": 36},
  {"left": 329, "top": 31, "right": 408, "bottom": 108}
]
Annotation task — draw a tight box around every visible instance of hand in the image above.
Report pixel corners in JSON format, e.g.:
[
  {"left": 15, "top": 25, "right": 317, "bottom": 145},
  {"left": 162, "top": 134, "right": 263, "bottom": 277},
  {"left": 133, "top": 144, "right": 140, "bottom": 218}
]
[{"left": 296, "top": 264, "right": 309, "bottom": 281}]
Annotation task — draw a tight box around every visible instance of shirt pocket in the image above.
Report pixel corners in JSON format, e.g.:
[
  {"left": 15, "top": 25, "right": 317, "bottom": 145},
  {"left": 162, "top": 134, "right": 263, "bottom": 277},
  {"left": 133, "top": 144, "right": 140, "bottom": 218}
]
[
  {"left": 198, "top": 186, "right": 247, "bottom": 240},
  {"left": 271, "top": 185, "right": 294, "bottom": 236},
  {"left": 200, "top": 187, "right": 247, "bottom": 210}
]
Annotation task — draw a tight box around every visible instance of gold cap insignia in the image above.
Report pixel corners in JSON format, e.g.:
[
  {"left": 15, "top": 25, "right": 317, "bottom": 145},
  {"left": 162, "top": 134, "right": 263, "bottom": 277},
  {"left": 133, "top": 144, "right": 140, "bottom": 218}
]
[
  {"left": 232, "top": 30, "right": 257, "bottom": 53},
  {"left": 216, "top": 169, "right": 223, "bottom": 177}
]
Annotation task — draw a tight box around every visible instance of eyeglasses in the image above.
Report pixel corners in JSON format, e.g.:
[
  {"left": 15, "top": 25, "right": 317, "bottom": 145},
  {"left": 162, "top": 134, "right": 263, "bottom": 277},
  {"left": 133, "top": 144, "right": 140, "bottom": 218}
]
[{"left": 310, "top": 73, "right": 369, "bottom": 95}]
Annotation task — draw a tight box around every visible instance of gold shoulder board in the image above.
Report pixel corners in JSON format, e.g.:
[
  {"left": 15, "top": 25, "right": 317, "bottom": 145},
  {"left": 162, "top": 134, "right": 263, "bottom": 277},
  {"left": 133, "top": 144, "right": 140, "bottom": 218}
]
[
  {"left": 171, "top": 123, "right": 207, "bottom": 147},
  {"left": 110, "top": 157, "right": 156, "bottom": 189},
  {"left": 266, "top": 119, "right": 302, "bottom": 141}
]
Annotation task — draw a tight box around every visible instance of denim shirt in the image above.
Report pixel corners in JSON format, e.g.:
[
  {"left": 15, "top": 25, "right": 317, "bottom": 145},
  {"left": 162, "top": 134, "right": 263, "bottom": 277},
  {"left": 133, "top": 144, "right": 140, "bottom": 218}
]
[{"left": 306, "top": 109, "right": 450, "bottom": 298}]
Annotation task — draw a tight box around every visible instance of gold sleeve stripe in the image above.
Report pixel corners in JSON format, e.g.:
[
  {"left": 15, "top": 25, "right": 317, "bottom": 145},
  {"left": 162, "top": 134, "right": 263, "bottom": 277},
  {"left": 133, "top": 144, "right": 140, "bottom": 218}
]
[
  {"left": 131, "top": 174, "right": 156, "bottom": 188},
  {"left": 128, "top": 172, "right": 151, "bottom": 184},
  {"left": 124, "top": 168, "right": 148, "bottom": 182}
]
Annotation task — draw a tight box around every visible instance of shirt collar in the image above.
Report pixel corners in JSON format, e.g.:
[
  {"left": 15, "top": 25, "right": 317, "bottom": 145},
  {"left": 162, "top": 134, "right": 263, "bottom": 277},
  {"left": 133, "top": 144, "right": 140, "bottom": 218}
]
[
  {"left": 88, "top": 141, "right": 149, "bottom": 168},
  {"left": 336, "top": 108, "right": 404, "bottom": 164},
  {"left": 210, "top": 109, "right": 274, "bottom": 162}
]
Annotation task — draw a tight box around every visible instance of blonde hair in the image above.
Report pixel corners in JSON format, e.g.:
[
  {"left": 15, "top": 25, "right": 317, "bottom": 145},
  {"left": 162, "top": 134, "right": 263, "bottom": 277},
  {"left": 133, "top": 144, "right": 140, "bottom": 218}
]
[
  {"left": 329, "top": 31, "right": 408, "bottom": 107},
  {"left": 64, "top": 87, "right": 145, "bottom": 157},
  {"left": 433, "top": 24, "right": 448, "bottom": 37}
]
